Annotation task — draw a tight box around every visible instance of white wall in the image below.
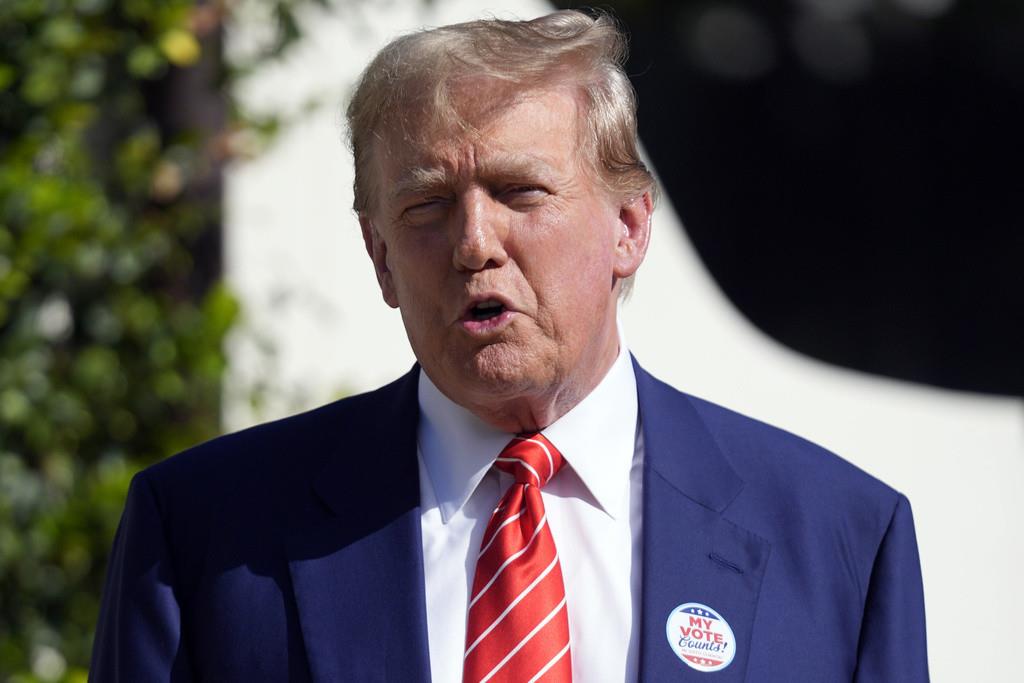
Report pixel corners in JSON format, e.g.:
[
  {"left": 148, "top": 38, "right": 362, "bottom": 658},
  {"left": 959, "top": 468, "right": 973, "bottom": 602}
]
[{"left": 225, "top": 1, "right": 1024, "bottom": 680}]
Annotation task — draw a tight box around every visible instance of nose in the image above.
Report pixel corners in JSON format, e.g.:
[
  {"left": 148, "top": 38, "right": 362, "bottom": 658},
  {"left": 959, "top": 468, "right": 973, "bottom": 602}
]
[{"left": 451, "top": 189, "right": 509, "bottom": 272}]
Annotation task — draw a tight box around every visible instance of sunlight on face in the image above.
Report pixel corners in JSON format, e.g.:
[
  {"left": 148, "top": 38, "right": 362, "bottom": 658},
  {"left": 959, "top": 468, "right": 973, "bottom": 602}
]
[{"left": 361, "top": 85, "right": 650, "bottom": 429}]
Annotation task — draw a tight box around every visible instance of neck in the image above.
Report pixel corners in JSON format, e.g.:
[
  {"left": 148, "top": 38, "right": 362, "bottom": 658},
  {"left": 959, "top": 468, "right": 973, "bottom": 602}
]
[
  {"left": 459, "top": 342, "right": 621, "bottom": 433},
  {"left": 466, "top": 389, "right": 584, "bottom": 434}
]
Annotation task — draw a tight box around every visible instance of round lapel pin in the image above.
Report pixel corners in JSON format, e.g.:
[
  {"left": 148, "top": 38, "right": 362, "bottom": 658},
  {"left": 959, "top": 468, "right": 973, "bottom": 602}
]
[{"left": 665, "top": 602, "right": 736, "bottom": 672}]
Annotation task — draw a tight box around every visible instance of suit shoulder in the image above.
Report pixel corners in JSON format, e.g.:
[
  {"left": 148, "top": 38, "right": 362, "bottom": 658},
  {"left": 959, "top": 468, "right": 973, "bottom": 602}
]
[
  {"left": 138, "top": 372, "right": 414, "bottom": 502},
  {"left": 666, "top": 388, "right": 907, "bottom": 604},
  {"left": 685, "top": 392, "right": 899, "bottom": 510}
]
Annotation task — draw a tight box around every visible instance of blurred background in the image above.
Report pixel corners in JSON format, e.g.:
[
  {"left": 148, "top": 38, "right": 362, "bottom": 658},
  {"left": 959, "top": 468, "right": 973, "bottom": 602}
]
[{"left": 1, "top": 0, "right": 1021, "bottom": 680}]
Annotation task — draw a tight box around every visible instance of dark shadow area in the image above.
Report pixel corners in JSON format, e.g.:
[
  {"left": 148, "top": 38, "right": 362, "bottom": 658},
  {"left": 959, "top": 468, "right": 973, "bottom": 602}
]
[{"left": 563, "top": 0, "right": 1024, "bottom": 396}]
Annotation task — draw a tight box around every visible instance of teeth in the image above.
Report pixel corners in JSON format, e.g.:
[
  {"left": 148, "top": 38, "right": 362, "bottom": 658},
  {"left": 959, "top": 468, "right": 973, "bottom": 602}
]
[{"left": 475, "top": 301, "right": 502, "bottom": 310}]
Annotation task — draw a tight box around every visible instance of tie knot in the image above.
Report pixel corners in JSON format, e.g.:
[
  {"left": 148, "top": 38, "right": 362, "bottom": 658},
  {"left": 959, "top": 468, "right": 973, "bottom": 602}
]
[{"left": 494, "top": 433, "right": 565, "bottom": 487}]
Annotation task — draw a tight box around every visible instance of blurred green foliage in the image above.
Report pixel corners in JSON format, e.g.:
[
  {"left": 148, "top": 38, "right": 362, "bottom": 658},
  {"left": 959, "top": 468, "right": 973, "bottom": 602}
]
[{"left": 0, "top": 0, "right": 327, "bottom": 679}]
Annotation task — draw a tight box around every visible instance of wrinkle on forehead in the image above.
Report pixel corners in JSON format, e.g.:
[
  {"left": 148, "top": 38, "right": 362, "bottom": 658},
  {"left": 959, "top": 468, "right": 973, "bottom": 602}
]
[{"left": 377, "top": 83, "right": 590, "bottom": 200}]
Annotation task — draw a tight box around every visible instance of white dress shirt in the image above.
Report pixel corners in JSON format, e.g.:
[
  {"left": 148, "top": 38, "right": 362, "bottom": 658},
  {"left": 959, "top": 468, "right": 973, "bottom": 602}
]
[{"left": 417, "top": 344, "right": 644, "bottom": 683}]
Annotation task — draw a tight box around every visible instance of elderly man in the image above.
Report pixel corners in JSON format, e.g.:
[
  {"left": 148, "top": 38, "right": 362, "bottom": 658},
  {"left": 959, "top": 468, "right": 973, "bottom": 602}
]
[{"left": 91, "top": 10, "right": 928, "bottom": 682}]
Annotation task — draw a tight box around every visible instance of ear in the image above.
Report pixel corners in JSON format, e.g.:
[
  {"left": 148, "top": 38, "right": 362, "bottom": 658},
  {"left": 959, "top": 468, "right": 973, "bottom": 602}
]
[
  {"left": 612, "top": 190, "right": 653, "bottom": 279},
  {"left": 359, "top": 215, "right": 399, "bottom": 308}
]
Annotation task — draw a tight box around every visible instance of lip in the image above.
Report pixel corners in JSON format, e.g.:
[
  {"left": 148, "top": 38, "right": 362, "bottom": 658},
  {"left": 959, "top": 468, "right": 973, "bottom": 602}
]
[
  {"left": 459, "top": 293, "right": 518, "bottom": 335},
  {"left": 461, "top": 309, "right": 516, "bottom": 335}
]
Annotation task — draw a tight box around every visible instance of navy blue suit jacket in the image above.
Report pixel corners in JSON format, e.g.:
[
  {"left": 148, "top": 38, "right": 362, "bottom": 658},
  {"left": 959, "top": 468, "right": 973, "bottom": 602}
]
[{"left": 91, "top": 360, "right": 928, "bottom": 681}]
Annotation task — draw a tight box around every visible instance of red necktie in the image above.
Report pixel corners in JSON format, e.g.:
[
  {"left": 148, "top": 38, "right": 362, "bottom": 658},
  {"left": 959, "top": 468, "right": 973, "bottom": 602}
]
[{"left": 462, "top": 433, "right": 572, "bottom": 683}]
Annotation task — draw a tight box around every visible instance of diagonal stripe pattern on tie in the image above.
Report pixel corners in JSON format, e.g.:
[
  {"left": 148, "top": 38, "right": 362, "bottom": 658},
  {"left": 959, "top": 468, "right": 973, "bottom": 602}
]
[{"left": 463, "top": 433, "right": 572, "bottom": 683}]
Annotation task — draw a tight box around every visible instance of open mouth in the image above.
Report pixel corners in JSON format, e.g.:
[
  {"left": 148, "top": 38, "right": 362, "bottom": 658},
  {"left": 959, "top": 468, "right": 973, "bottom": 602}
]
[{"left": 468, "top": 300, "right": 506, "bottom": 322}]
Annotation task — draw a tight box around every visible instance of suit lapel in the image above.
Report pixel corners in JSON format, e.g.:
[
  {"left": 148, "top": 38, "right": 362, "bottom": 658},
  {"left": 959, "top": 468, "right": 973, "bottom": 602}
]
[
  {"left": 634, "top": 361, "right": 771, "bottom": 682},
  {"left": 287, "top": 368, "right": 432, "bottom": 683}
]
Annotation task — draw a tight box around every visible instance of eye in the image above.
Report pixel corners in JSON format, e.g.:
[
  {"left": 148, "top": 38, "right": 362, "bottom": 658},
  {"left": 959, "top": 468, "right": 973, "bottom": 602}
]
[
  {"left": 507, "top": 185, "right": 545, "bottom": 195},
  {"left": 402, "top": 197, "right": 449, "bottom": 222},
  {"left": 500, "top": 185, "right": 548, "bottom": 206}
]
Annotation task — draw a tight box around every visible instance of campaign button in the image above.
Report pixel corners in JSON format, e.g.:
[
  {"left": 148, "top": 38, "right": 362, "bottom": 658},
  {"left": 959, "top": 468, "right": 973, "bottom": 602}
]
[{"left": 665, "top": 602, "right": 736, "bottom": 672}]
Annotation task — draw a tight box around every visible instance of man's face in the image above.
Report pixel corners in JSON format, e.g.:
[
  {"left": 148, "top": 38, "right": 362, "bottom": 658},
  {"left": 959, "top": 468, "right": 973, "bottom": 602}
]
[{"left": 361, "top": 85, "right": 651, "bottom": 428}]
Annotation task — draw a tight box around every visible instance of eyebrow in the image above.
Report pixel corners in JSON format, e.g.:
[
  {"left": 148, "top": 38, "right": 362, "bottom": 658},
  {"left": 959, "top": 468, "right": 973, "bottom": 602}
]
[
  {"left": 481, "top": 153, "right": 556, "bottom": 183},
  {"left": 390, "top": 167, "right": 451, "bottom": 202},
  {"left": 389, "top": 153, "right": 558, "bottom": 202}
]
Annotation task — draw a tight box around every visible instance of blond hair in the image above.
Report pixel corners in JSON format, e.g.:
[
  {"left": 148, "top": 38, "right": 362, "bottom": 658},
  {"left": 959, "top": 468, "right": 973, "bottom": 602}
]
[{"left": 346, "top": 10, "right": 655, "bottom": 214}]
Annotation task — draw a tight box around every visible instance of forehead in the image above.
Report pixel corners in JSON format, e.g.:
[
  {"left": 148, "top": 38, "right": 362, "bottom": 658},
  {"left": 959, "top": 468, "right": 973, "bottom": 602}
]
[{"left": 375, "top": 85, "right": 587, "bottom": 191}]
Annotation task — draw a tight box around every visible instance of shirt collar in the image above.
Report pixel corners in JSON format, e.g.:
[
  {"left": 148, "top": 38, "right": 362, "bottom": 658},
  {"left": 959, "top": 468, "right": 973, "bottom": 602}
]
[
  {"left": 417, "top": 369, "right": 510, "bottom": 524},
  {"left": 417, "top": 334, "right": 639, "bottom": 524},
  {"left": 541, "top": 342, "right": 638, "bottom": 521}
]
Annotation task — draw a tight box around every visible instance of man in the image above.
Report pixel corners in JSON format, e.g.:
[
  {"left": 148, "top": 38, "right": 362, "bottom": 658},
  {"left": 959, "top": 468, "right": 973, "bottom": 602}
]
[{"left": 91, "top": 10, "right": 928, "bottom": 682}]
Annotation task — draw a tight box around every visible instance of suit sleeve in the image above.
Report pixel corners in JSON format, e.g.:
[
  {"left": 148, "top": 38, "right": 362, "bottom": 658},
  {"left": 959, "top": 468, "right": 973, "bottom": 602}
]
[
  {"left": 90, "top": 471, "right": 195, "bottom": 681},
  {"left": 853, "top": 493, "right": 929, "bottom": 682}
]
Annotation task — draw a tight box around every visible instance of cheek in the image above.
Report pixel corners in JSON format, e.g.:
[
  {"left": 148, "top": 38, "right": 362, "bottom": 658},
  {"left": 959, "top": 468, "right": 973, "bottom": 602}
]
[
  {"left": 389, "top": 233, "right": 448, "bottom": 294},
  {"left": 520, "top": 211, "right": 617, "bottom": 295},
  {"left": 525, "top": 204, "right": 617, "bottom": 259},
  {"left": 530, "top": 245, "right": 616, "bottom": 330},
  {"left": 561, "top": 215, "right": 619, "bottom": 284}
]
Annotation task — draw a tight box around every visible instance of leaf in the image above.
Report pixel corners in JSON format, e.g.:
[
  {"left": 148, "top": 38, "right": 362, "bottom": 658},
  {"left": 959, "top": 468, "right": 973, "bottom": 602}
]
[{"left": 159, "top": 28, "right": 201, "bottom": 67}]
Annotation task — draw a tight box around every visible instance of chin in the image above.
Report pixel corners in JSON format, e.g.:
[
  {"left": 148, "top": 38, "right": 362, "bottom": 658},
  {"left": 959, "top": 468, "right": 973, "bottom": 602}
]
[{"left": 460, "top": 342, "right": 552, "bottom": 398}]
